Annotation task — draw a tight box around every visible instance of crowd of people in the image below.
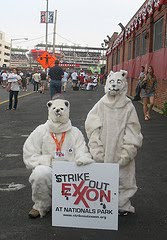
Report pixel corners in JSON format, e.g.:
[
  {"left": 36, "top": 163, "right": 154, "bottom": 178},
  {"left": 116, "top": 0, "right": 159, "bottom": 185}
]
[
  {"left": 0, "top": 61, "right": 106, "bottom": 110},
  {"left": 0, "top": 61, "right": 157, "bottom": 121}
]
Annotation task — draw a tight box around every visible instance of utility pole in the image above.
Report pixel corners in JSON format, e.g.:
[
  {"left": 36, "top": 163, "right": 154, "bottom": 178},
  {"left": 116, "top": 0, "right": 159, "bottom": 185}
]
[
  {"left": 53, "top": 10, "right": 57, "bottom": 55},
  {"left": 45, "top": 0, "right": 49, "bottom": 52}
]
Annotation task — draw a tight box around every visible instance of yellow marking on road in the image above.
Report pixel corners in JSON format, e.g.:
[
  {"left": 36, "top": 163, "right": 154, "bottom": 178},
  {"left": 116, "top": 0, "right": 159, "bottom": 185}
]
[{"left": 0, "top": 92, "right": 34, "bottom": 105}]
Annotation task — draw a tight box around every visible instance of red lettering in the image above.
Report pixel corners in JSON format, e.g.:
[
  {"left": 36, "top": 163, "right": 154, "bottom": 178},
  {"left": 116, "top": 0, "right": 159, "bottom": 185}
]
[
  {"left": 100, "top": 190, "right": 111, "bottom": 202},
  {"left": 62, "top": 183, "right": 71, "bottom": 196},
  {"left": 72, "top": 181, "right": 89, "bottom": 208},
  {"left": 86, "top": 189, "right": 99, "bottom": 201}
]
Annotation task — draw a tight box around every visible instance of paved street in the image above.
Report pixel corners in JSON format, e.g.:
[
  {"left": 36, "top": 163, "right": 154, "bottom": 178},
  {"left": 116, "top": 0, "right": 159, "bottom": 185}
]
[{"left": 0, "top": 85, "right": 167, "bottom": 240}]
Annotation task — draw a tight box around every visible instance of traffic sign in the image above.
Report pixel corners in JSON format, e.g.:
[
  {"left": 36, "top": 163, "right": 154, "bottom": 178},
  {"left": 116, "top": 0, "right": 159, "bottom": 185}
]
[{"left": 37, "top": 51, "right": 56, "bottom": 69}]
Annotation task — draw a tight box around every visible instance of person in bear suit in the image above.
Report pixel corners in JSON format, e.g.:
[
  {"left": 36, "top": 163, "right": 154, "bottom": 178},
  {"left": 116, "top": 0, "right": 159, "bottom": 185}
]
[{"left": 23, "top": 99, "right": 93, "bottom": 218}]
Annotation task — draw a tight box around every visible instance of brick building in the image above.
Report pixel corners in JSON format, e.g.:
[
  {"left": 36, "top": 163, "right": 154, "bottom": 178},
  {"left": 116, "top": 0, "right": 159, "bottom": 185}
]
[{"left": 106, "top": 0, "right": 167, "bottom": 110}]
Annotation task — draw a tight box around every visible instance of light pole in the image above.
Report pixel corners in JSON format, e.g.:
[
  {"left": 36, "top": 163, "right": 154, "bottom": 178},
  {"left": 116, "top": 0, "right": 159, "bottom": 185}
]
[
  {"left": 53, "top": 9, "right": 57, "bottom": 55},
  {"left": 45, "top": 0, "right": 49, "bottom": 52},
  {"left": 9, "top": 38, "right": 28, "bottom": 68},
  {"left": 101, "top": 43, "right": 105, "bottom": 65}
]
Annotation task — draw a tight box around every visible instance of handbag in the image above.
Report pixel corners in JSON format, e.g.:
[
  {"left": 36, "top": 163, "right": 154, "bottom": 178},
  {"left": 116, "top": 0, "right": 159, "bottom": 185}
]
[{"left": 140, "top": 81, "right": 147, "bottom": 89}]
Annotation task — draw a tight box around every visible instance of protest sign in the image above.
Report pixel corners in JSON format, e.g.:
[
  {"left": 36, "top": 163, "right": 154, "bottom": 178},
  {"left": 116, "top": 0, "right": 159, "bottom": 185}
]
[{"left": 52, "top": 162, "right": 119, "bottom": 230}]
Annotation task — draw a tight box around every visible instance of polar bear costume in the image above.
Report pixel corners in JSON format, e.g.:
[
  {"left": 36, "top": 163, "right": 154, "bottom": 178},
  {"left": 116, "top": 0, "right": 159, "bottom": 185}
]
[
  {"left": 23, "top": 99, "right": 93, "bottom": 218},
  {"left": 85, "top": 70, "right": 143, "bottom": 214}
]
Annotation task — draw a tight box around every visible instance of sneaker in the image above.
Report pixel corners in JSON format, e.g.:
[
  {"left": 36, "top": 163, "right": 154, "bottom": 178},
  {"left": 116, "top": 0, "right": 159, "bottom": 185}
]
[
  {"left": 28, "top": 208, "right": 40, "bottom": 219},
  {"left": 118, "top": 210, "right": 129, "bottom": 216},
  {"left": 6, "top": 108, "right": 11, "bottom": 110},
  {"left": 12, "top": 108, "right": 16, "bottom": 110}
]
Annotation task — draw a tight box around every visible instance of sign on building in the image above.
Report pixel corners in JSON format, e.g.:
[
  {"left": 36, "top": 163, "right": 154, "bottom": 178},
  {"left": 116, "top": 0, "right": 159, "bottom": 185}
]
[{"left": 52, "top": 162, "right": 119, "bottom": 230}]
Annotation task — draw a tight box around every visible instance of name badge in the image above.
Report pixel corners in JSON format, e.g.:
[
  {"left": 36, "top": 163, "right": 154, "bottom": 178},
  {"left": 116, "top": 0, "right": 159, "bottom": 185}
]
[{"left": 54, "top": 151, "right": 65, "bottom": 159}]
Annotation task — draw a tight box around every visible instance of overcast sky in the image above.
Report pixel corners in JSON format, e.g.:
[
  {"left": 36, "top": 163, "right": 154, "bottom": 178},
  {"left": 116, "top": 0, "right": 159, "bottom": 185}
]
[{"left": 0, "top": 0, "right": 144, "bottom": 49}]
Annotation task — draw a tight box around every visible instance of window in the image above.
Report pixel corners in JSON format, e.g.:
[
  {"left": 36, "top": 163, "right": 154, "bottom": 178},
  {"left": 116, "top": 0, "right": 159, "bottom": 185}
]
[
  {"left": 116, "top": 48, "right": 120, "bottom": 65},
  {"left": 128, "top": 41, "right": 131, "bottom": 60},
  {"left": 5, "top": 45, "right": 10, "bottom": 50},
  {"left": 4, "top": 52, "right": 10, "bottom": 56},
  {"left": 135, "top": 35, "right": 140, "bottom": 57},
  {"left": 4, "top": 59, "right": 9, "bottom": 62},
  {"left": 153, "top": 17, "right": 163, "bottom": 51},
  {"left": 141, "top": 31, "right": 147, "bottom": 55}
]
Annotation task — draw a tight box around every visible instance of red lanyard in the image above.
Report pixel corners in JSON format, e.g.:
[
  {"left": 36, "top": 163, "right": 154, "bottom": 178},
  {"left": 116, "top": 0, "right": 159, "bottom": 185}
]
[{"left": 51, "top": 132, "right": 66, "bottom": 152}]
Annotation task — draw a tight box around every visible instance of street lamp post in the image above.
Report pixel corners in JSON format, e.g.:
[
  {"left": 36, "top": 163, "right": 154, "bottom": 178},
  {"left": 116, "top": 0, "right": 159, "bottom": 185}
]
[
  {"left": 9, "top": 38, "right": 28, "bottom": 68},
  {"left": 45, "top": 0, "right": 49, "bottom": 52}
]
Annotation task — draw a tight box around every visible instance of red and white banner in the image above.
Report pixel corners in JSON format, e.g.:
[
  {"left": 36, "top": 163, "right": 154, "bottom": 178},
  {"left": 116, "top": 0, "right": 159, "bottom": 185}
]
[{"left": 52, "top": 162, "right": 119, "bottom": 230}]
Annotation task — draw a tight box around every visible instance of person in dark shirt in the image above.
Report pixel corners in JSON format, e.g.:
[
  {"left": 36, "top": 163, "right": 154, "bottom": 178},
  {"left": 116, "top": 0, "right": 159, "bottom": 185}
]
[
  {"left": 40, "top": 71, "right": 47, "bottom": 94},
  {"left": 48, "top": 60, "right": 64, "bottom": 98}
]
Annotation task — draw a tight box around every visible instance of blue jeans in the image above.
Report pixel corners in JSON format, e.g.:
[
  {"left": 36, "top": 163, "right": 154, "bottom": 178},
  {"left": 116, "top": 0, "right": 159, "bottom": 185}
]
[
  {"left": 9, "top": 90, "right": 19, "bottom": 109},
  {"left": 50, "top": 80, "right": 61, "bottom": 99},
  {"left": 34, "top": 81, "right": 39, "bottom": 92}
]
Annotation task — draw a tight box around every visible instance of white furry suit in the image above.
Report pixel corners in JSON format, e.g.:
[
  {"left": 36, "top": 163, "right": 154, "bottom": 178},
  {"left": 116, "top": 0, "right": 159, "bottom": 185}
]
[
  {"left": 85, "top": 70, "right": 143, "bottom": 213},
  {"left": 23, "top": 99, "right": 93, "bottom": 217}
]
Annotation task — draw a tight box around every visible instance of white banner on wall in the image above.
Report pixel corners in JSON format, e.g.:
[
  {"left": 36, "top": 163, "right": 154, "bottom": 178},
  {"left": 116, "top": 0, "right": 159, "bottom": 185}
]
[{"left": 52, "top": 162, "right": 119, "bottom": 230}]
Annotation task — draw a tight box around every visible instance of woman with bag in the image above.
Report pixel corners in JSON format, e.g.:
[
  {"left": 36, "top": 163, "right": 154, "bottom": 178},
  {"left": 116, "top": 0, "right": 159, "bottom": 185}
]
[
  {"left": 6, "top": 68, "right": 22, "bottom": 110},
  {"left": 140, "top": 66, "right": 157, "bottom": 121}
]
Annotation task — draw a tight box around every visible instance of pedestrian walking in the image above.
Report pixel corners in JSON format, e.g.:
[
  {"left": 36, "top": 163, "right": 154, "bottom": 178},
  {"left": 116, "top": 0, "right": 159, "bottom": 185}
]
[
  {"left": 1, "top": 70, "right": 8, "bottom": 88},
  {"left": 71, "top": 70, "right": 78, "bottom": 88},
  {"left": 33, "top": 71, "right": 41, "bottom": 92},
  {"left": 140, "top": 66, "right": 157, "bottom": 121},
  {"left": 133, "top": 66, "right": 145, "bottom": 101},
  {"left": 48, "top": 60, "right": 64, "bottom": 99},
  {"left": 6, "top": 68, "right": 22, "bottom": 110},
  {"left": 61, "top": 70, "right": 68, "bottom": 92},
  {"left": 21, "top": 72, "right": 27, "bottom": 92},
  {"left": 40, "top": 71, "right": 47, "bottom": 94}
]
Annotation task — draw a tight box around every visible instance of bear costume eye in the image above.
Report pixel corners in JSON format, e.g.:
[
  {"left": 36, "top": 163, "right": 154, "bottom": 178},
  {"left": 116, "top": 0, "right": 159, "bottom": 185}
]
[
  {"left": 65, "top": 101, "right": 69, "bottom": 107},
  {"left": 60, "top": 108, "right": 64, "bottom": 110},
  {"left": 117, "top": 79, "right": 122, "bottom": 84},
  {"left": 53, "top": 107, "right": 56, "bottom": 110},
  {"left": 109, "top": 79, "right": 114, "bottom": 83}
]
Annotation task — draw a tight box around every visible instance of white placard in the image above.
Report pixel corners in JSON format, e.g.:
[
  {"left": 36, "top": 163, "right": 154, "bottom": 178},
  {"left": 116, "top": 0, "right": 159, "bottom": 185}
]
[{"left": 52, "top": 162, "right": 119, "bottom": 230}]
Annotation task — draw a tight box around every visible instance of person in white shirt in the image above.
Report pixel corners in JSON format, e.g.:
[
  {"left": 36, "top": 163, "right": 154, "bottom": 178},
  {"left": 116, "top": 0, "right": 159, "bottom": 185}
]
[
  {"left": 86, "top": 76, "right": 98, "bottom": 90},
  {"left": 6, "top": 69, "right": 21, "bottom": 110},
  {"left": 2, "top": 71, "right": 8, "bottom": 88},
  {"left": 33, "top": 71, "right": 41, "bottom": 92},
  {"left": 71, "top": 70, "right": 78, "bottom": 87},
  {"left": 61, "top": 71, "right": 68, "bottom": 92}
]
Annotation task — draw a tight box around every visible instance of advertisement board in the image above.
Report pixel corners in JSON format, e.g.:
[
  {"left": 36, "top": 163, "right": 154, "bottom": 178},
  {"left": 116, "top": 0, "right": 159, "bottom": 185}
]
[{"left": 52, "top": 162, "right": 119, "bottom": 230}]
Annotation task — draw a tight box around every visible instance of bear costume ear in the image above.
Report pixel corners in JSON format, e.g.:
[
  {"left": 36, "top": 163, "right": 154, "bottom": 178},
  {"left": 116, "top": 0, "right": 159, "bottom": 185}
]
[
  {"left": 47, "top": 101, "right": 52, "bottom": 108},
  {"left": 120, "top": 70, "right": 128, "bottom": 77},
  {"left": 64, "top": 101, "right": 69, "bottom": 107},
  {"left": 109, "top": 70, "right": 114, "bottom": 75}
]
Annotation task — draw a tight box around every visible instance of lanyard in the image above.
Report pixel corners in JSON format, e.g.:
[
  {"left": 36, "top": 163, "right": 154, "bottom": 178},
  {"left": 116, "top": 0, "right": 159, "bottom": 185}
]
[{"left": 51, "top": 132, "right": 66, "bottom": 152}]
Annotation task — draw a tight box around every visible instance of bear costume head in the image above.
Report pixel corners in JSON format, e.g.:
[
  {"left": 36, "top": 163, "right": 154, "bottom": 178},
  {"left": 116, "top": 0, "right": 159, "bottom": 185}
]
[
  {"left": 105, "top": 70, "right": 128, "bottom": 96},
  {"left": 47, "top": 99, "right": 70, "bottom": 124}
]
